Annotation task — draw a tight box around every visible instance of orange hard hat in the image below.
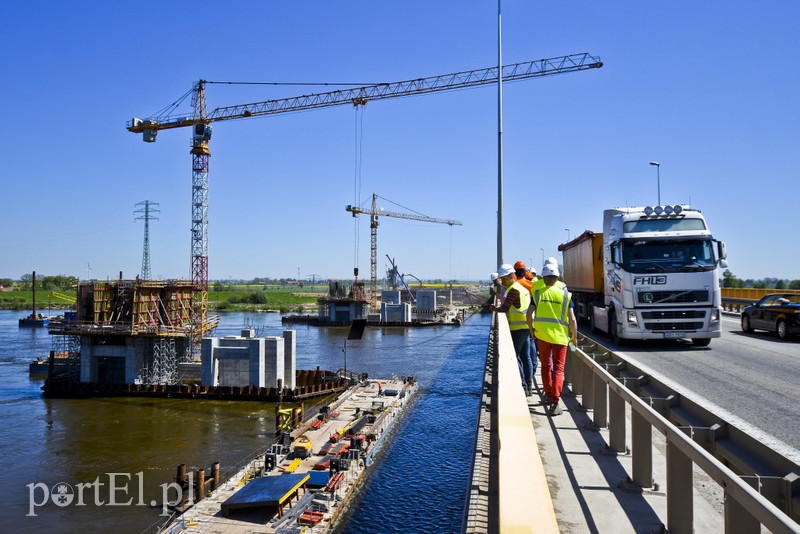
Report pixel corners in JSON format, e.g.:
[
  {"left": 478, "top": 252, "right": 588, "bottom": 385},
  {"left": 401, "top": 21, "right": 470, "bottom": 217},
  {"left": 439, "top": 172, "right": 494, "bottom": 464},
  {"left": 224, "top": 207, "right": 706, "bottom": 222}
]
[
  {"left": 524, "top": 271, "right": 534, "bottom": 280},
  {"left": 513, "top": 260, "right": 526, "bottom": 270}
]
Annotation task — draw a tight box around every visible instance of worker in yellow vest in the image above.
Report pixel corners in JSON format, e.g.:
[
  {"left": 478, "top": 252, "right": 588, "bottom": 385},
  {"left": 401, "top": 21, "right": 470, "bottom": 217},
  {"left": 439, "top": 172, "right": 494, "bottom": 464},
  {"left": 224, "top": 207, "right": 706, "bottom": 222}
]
[
  {"left": 527, "top": 262, "right": 577, "bottom": 415},
  {"left": 491, "top": 263, "right": 534, "bottom": 396},
  {"left": 514, "top": 261, "right": 538, "bottom": 376}
]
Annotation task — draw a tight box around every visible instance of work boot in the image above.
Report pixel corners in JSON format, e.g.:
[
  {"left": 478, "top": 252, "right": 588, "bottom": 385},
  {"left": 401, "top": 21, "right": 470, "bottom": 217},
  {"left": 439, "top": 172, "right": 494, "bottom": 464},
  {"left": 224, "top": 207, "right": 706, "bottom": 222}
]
[{"left": 547, "top": 399, "right": 562, "bottom": 416}]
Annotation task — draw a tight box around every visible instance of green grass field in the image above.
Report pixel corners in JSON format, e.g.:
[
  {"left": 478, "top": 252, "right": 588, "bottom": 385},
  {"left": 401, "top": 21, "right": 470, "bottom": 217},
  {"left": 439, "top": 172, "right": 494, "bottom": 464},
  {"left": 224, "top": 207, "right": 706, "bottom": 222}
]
[{"left": 0, "top": 282, "right": 479, "bottom": 312}]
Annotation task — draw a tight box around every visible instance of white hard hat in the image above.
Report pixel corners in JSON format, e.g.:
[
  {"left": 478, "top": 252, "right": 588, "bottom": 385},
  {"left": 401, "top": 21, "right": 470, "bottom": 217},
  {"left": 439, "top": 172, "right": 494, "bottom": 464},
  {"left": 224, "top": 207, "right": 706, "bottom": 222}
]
[
  {"left": 541, "top": 263, "right": 560, "bottom": 277},
  {"left": 496, "top": 264, "right": 515, "bottom": 277},
  {"left": 490, "top": 272, "right": 499, "bottom": 281}
]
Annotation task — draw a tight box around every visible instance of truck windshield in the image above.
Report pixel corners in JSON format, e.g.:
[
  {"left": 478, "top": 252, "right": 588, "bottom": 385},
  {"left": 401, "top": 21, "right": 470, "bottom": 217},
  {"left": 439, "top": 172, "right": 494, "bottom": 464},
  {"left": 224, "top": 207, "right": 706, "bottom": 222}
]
[{"left": 621, "top": 238, "right": 716, "bottom": 273}]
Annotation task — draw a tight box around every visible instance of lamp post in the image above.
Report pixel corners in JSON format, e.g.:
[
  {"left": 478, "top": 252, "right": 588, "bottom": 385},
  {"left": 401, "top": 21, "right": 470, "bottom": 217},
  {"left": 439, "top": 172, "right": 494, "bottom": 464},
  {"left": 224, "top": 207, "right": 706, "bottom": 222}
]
[
  {"left": 650, "top": 161, "right": 661, "bottom": 205},
  {"left": 564, "top": 228, "right": 571, "bottom": 242},
  {"left": 540, "top": 248, "right": 544, "bottom": 266},
  {"left": 496, "top": 0, "right": 504, "bottom": 267}
]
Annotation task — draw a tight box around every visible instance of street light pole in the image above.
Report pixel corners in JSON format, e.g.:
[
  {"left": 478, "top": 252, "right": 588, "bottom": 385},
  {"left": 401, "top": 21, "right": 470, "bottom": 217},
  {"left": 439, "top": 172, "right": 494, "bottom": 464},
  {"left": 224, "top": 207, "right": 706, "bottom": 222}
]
[
  {"left": 496, "top": 0, "right": 504, "bottom": 267},
  {"left": 650, "top": 161, "right": 661, "bottom": 205},
  {"left": 540, "top": 247, "right": 544, "bottom": 266},
  {"left": 564, "top": 228, "right": 571, "bottom": 242}
]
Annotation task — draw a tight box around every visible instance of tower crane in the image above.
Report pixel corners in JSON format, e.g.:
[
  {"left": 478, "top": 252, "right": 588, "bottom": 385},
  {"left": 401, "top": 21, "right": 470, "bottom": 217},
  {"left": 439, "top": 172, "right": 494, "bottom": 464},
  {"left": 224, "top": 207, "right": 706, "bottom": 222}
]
[
  {"left": 127, "top": 52, "right": 602, "bottom": 354},
  {"left": 346, "top": 193, "right": 462, "bottom": 310}
]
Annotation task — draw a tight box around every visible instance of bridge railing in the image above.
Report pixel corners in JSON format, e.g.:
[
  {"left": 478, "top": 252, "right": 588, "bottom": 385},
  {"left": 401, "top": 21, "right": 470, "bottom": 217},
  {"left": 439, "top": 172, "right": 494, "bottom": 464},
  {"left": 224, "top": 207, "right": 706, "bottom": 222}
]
[{"left": 569, "top": 336, "right": 800, "bottom": 533}]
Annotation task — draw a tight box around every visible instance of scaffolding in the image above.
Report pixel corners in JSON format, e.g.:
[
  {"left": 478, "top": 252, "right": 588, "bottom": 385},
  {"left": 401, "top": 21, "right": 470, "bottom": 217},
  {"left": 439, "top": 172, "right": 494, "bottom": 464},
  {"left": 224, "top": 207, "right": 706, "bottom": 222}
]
[
  {"left": 140, "top": 337, "right": 178, "bottom": 385},
  {"left": 49, "top": 279, "right": 217, "bottom": 386},
  {"left": 49, "top": 333, "right": 81, "bottom": 384}
]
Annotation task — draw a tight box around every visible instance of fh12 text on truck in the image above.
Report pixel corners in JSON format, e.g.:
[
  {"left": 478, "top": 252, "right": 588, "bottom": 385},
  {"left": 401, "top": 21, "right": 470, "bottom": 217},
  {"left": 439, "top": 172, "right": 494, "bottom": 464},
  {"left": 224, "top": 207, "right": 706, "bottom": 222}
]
[{"left": 559, "top": 205, "right": 727, "bottom": 346}]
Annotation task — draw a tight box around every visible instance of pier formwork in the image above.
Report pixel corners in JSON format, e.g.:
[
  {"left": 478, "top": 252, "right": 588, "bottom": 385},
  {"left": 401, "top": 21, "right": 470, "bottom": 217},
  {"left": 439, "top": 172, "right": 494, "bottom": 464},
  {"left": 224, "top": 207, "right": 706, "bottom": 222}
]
[{"left": 48, "top": 279, "right": 209, "bottom": 386}]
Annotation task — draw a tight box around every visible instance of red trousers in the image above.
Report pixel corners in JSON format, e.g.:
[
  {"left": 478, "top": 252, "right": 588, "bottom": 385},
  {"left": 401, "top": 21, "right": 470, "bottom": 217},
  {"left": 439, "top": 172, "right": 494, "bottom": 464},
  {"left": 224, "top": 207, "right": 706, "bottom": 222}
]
[{"left": 537, "top": 339, "right": 567, "bottom": 402}]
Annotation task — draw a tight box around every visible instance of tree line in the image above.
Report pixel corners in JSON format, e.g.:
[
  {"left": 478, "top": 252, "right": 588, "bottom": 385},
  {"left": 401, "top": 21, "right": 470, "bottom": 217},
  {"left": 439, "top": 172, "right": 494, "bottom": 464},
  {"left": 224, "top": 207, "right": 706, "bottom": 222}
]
[
  {"left": 1, "top": 274, "right": 78, "bottom": 291},
  {"left": 721, "top": 270, "right": 800, "bottom": 290}
]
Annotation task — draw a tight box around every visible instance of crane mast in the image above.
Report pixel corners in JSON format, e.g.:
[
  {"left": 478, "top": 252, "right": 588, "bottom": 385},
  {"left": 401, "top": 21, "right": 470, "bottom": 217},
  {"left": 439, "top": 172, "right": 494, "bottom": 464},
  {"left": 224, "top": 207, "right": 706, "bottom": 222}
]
[
  {"left": 189, "top": 82, "right": 213, "bottom": 355},
  {"left": 127, "top": 53, "right": 602, "bottom": 351},
  {"left": 346, "top": 193, "right": 462, "bottom": 310}
]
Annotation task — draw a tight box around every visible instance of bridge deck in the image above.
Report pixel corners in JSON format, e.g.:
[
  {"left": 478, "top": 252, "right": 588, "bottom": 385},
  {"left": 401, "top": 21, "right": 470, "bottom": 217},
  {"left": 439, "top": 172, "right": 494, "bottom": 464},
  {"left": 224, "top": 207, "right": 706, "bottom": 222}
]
[{"left": 529, "top": 377, "right": 723, "bottom": 533}]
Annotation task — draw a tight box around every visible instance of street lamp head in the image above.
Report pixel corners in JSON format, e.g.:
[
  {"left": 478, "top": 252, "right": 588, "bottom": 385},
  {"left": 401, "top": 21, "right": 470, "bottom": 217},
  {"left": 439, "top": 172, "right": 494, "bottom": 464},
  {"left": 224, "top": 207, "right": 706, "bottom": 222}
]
[{"left": 649, "top": 161, "right": 660, "bottom": 167}]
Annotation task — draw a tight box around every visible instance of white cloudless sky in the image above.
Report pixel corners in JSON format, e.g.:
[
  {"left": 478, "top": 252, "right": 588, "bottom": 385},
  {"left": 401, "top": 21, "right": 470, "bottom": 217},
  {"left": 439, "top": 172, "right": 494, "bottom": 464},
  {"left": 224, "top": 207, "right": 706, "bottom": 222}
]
[{"left": 1, "top": 2, "right": 798, "bottom": 282}]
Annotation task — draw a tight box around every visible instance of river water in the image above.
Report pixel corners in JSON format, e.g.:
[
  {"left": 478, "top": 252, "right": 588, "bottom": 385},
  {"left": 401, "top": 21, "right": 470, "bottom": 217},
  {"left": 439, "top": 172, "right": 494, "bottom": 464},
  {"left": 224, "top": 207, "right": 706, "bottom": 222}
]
[{"left": 0, "top": 309, "right": 489, "bottom": 533}]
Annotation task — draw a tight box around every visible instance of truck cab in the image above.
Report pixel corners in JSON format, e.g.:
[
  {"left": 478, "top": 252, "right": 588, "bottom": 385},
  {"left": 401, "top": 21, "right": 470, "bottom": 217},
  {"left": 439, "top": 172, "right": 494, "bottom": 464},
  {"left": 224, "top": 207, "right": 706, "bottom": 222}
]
[{"left": 602, "top": 205, "right": 727, "bottom": 345}]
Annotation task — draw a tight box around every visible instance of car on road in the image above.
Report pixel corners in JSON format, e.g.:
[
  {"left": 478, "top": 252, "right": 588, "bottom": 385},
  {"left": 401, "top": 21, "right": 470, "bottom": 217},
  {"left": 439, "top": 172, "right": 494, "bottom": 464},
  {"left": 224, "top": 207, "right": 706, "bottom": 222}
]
[{"left": 741, "top": 293, "right": 800, "bottom": 340}]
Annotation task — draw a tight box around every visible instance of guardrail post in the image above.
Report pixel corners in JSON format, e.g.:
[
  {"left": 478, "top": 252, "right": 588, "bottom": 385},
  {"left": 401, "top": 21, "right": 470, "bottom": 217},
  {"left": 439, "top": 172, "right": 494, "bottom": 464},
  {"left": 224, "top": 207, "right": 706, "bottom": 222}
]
[
  {"left": 667, "top": 437, "right": 693, "bottom": 534},
  {"left": 571, "top": 351, "right": 583, "bottom": 398},
  {"left": 631, "top": 409, "right": 653, "bottom": 488},
  {"left": 725, "top": 479, "right": 763, "bottom": 534},
  {"left": 581, "top": 361, "right": 594, "bottom": 410},
  {"left": 608, "top": 387, "right": 626, "bottom": 453},
  {"left": 593, "top": 372, "right": 607, "bottom": 428}
]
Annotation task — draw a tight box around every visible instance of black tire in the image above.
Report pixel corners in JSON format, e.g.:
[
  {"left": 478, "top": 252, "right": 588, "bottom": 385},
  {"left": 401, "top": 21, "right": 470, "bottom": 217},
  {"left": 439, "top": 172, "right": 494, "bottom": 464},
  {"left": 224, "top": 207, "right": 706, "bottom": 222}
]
[
  {"left": 741, "top": 314, "right": 753, "bottom": 333},
  {"left": 777, "top": 319, "right": 790, "bottom": 340},
  {"left": 692, "top": 338, "right": 711, "bottom": 347},
  {"left": 610, "top": 310, "right": 624, "bottom": 346}
]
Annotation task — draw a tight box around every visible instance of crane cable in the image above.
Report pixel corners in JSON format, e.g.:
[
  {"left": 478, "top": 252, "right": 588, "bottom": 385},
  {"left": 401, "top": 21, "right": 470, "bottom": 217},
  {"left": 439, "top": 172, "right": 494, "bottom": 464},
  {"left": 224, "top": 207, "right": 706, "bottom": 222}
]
[{"left": 353, "top": 105, "right": 366, "bottom": 275}]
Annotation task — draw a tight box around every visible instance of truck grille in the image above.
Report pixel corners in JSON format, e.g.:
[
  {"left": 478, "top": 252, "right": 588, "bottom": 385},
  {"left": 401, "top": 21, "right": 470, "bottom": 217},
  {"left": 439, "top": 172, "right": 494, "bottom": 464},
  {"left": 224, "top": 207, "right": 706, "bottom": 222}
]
[
  {"left": 637, "top": 290, "right": 709, "bottom": 304},
  {"left": 644, "top": 322, "right": 704, "bottom": 331},
  {"left": 641, "top": 310, "right": 706, "bottom": 320}
]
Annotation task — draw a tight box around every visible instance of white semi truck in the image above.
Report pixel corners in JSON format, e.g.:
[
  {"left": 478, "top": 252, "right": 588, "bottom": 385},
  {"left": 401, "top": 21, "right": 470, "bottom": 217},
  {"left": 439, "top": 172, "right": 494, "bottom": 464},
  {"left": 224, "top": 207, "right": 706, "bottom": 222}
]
[{"left": 559, "top": 205, "right": 727, "bottom": 346}]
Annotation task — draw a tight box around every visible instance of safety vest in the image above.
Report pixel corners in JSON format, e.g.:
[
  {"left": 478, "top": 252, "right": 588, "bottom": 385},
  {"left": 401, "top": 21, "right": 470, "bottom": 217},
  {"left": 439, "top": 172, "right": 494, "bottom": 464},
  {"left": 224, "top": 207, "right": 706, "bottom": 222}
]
[
  {"left": 533, "top": 284, "right": 571, "bottom": 345},
  {"left": 532, "top": 278, "right": 565, "bottom": 292},
  {"left": 507, "top": 281, "right": 531, "bottom": 331}
]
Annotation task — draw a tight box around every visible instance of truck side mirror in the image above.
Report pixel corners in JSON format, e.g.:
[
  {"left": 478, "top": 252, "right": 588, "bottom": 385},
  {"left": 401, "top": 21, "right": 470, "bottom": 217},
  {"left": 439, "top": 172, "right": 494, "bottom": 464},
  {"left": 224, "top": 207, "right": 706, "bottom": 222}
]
[
  {"left": 717, "top": 241, "right": 728, "bottom": 267},
  {"left": 717, "top": 241, "right": 727, "bottom": 260}
]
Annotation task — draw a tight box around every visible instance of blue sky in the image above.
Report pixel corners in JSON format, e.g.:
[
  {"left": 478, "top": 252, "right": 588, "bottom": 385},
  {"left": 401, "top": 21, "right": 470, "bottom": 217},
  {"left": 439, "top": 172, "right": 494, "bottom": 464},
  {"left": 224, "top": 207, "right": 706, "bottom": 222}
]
[{"left": 1, "top": 2, "right": 798, "bottom": 282}]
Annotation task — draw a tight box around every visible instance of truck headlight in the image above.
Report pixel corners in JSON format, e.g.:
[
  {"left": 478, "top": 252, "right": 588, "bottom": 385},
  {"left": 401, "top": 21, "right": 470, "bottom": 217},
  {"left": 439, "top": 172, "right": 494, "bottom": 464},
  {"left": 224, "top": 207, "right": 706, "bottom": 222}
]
[
  {"left": 710, "top": 309, "right": 720, "bottom": 324},
  {"left": 627, "top": 311, "right": 638, "bottom": 326}
]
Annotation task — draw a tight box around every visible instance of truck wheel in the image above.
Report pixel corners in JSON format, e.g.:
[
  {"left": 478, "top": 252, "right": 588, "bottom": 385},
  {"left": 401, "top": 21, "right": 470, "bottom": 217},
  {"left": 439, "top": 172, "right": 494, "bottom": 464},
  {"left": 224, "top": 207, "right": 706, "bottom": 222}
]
[
  {"left": 692, "top": 338, "right": 711, "bottom": 347},
  {"left": 610, "top": 311, "right": 624, "bottom": 346},
  {"left": 776, "top": 319, "right": 790, "bottom": 340}
]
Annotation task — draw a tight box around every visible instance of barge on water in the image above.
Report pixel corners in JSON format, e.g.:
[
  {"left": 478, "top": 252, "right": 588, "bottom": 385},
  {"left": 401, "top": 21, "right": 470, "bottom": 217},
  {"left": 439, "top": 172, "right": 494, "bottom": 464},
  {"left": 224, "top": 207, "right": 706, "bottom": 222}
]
[{"left": 169, "top": 375, "right": 417, "bottom": 533}]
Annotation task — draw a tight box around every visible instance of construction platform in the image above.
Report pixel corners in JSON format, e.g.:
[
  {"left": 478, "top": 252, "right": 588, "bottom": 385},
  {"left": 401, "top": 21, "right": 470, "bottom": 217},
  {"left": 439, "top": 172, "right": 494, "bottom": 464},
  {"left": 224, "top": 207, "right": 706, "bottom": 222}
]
[{"left": 169, "top": 376, "right": 418, "bottom": 533}]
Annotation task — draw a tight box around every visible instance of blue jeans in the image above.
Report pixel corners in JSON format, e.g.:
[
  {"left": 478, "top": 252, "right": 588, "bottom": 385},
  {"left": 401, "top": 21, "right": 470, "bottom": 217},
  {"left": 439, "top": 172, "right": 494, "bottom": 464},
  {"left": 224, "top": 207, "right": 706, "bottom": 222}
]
[
  {"left": 530, "top": 335, "right": 539, "bottom": 372},
  {"left": 510, "top": 329, "right": 533, "bottom": 388}
]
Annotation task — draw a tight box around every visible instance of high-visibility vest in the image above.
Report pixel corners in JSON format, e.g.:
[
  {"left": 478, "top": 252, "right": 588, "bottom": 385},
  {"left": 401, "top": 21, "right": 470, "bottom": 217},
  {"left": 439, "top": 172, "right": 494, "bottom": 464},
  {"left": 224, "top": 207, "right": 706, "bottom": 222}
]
[
  {"left": 533, "top": 284, "right": 571, "bottom": 345},
  {"left": 532, "top": 278, "right": 565, "bottom": 292},
  {"left": 507, "top": 281, "right": 531, "bottom": 331}
]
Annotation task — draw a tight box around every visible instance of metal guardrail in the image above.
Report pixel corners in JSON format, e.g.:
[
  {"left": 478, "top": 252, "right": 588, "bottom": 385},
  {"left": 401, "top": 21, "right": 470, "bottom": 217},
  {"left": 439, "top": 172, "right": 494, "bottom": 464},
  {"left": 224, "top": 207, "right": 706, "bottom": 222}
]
[
  {"left": 722, "top": 288, "right": 800, "bottom": 300},
  {"left": 721, "top": 288, "right": 800, "bottom": 313},
  {"left": 569, "top": 336, "right": 800, "bottom": 533}
]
